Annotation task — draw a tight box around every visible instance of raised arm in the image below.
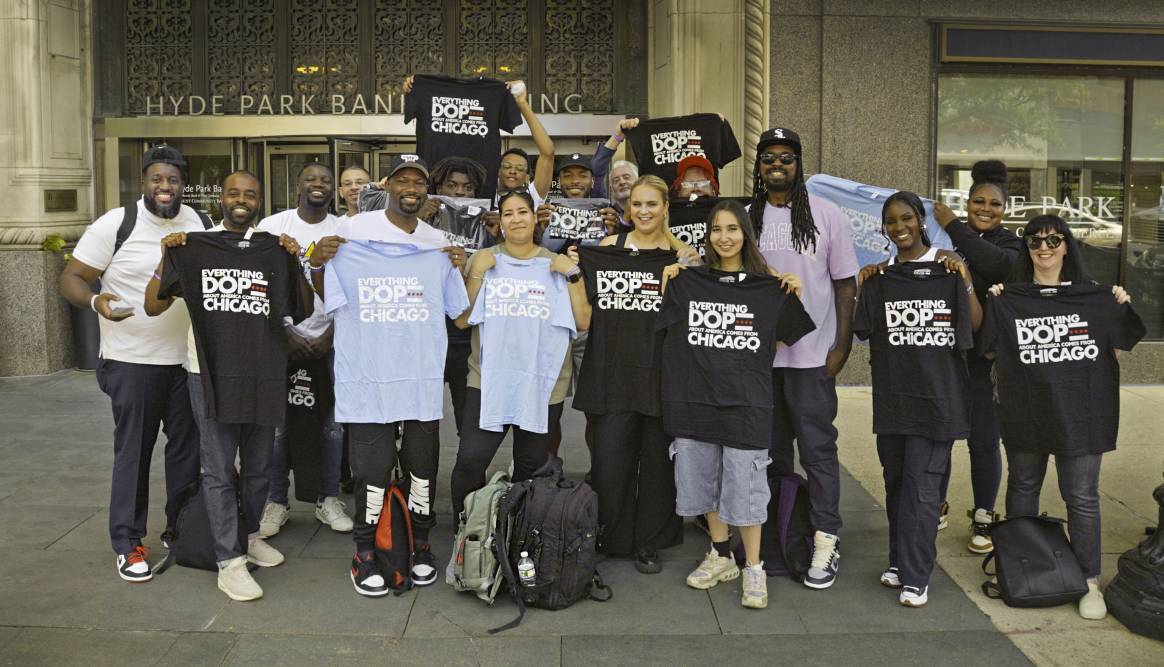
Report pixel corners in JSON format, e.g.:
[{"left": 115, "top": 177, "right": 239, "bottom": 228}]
[{"left": 510, "top": 80, "right": 555, "bottom": 197}]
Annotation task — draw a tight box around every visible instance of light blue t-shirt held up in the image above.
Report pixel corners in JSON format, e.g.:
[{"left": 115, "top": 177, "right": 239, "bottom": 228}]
[{"left": 324, "top": 240, "right": 470, "bottom": 424}]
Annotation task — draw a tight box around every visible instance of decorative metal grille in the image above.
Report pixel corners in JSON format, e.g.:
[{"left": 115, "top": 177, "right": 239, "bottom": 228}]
[
  {"left": 289, "top": 0, "right": 359, "bottom": 101},
  {"left": 458, "top": 0, "right": 528, "bottom": 81},
  {"left": 374, "top": 1, "right": 446, "bottom": 101},
  {"left": 125, "top": 0, "right": 194, "bottom": 114},
  {"left": 544, "top": 0, "right": 615, "bottom": 112},
  {"left": 207, "top": 0, "right": 276, "bottom": 112}
]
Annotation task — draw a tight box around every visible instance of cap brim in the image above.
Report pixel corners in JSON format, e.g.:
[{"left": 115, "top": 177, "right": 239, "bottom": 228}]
[{"left": 390, "top": 163, "right": 429, "bottom": 178}]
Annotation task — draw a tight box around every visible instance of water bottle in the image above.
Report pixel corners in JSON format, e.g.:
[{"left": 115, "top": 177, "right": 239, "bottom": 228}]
[{"left": 517, "top": 551, "right": 536, "bottom": 587}]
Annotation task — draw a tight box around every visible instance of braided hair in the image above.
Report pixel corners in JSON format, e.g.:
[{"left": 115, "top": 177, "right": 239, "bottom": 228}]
[{"left": 748, "top": 152, "right": 818, "bottom": 253}]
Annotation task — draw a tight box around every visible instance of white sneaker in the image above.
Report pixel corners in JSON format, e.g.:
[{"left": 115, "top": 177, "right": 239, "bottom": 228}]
[
  {"left": 686, "top": 549, "right": 740, "bottom": 590},
  {"left": 116, "top": 546, "right": 152, "bottom": 583},
  {"left": 218, "top": 556, "right": 263, "bottom": 601},
  {"left": 968, "top": 508, "right": 994, "bottom": 554},
  {"left": 804, "top": 531, "right": 840, "bottom": 589},
  {"left": 258, "top": 502, "right": 289, "bottom": 538},
  {"left": 899, "top": 585, "right": 928, "bottom": 607},
  {"left": 246, "top": 534, "right": 285, "bottom": 567},
  {"left": 741, "top": 563, "right": 768, "bottom": 609},
  {"left": 938, "top": 501, "right": 949, "bottom": 531},
  {"left": 880, "top": 566, "right": 902, "bottom": 589},
  {"left": 1079, "top": 580, "right": 1107, "bottom": 620},
  {"left": 315, "top": 497, "right": 354, "bottom": 533}
]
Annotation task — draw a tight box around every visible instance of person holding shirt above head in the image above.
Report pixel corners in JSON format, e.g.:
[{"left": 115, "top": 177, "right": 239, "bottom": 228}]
[
  {"left": 982, "top": 215, "right": 1141, "bottom": 621},
  {"left": 931, "top": 160, "right": 1024, "bottom": 553},
  {"left": 256, "top": 162, "right": 353, "bottom": 539},
  {"left": 659, "top": 200, "right": 808, "bottom": 610},
  {"left": 591, "top": 117, "right": 641, "bottom": 228},
  {"left": 448, "top": 189, "right": 590, "bottom": 532},
  {"left": 58, "top": 145, "right": 207, "bottom": 583},
  {"left": 749, "top": 127, "right": 859, "bottom": 590},
  {"left": 572, "top": 175, "right": 698, "bottom": 575},
  {"left": 854, "top": 191, "right": 981, "bottom": 608},
  {"left": 339, "top": 165, "right": 370, "bottom": 217}
]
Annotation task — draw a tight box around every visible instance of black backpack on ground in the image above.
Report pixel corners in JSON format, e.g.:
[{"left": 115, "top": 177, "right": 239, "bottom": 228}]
[
  {"left": 154, "top": 476, "right": 246, "bottom": 573},
  {"left": 981, "top": 514, "right": 1089, "bottom": 607},
  {"left": 489, "top": 456, "right": 612, "bottom": 633},
  {"left": 735, "top": 472, "right": 813, "bottom": 580}
]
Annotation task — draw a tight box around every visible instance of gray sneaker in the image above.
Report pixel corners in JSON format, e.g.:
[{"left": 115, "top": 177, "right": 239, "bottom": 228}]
[
  {"left": 218, "top": 556, "right": 263, "bottom": 601},
  {"left": 741, "top": 563, "right": 768, "bottom": 609}
]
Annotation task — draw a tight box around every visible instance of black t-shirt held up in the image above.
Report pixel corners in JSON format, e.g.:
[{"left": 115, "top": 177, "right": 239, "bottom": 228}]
[
  {"left": 977, "top": 282, "right": 1145, "bottom": 456},
  {"left": 624, "top": 113, "right": 741, "bottom": 186},
  {"left": 657, "top": 267, "right": 814, "bottom": 450},
  {"left": 573, "top": 243, "right": 677, "bottom": 417},
  {"left": 853, "top": 262, "right": 975, "bottom": 441},
  {"left": 667, "top": 196, "right": 750, "bottom": 258},
  {"left": 405, "top": 75, "right": 521, "bottom": 196},
  {"left": 160, "top": 231, "right": 308, "bottom": 427}
]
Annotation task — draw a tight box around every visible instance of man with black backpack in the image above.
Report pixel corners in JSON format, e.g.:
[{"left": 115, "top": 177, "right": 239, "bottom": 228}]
[{"left": 59, "top": 145, "right": 211, "bottom": 583}]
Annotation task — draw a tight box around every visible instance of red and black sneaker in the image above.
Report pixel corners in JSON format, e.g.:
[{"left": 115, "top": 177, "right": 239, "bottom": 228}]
[
  {"left": 350, "top": 550, "right": 389, "bottom": 597},
  {"left": 116, "top": 545, "right": 152, "bottom": 583}
]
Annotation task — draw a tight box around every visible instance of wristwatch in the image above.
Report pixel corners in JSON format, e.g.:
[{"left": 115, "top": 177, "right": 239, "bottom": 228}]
[{"left": 566, "top": 268, "right": 583, "bottom": 284}]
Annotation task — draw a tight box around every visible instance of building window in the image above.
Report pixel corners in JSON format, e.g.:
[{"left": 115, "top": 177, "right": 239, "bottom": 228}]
[{"left": 1129, "top": 79, "right": 1164, "bottom": 339}]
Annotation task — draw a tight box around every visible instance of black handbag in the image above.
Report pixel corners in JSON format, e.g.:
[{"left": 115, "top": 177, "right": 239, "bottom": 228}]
[{"left": 981, "top": 514, "right": 1089, "bottom": 607}]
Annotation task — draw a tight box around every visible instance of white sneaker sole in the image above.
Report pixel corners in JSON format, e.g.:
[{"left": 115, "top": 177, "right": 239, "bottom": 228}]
[
  {"left": 880, "top": 576, "right": 903, "bottom": 589},
  {"left": 247, "top": 554, "right": 284, "bottom": 568},
  {"left": 118, "top": 570, "right": 152, "bottom": 583},
  {"left": 351, "top": 571, "right": 391, "bottom": 597},
  {"left": 967, "top": 541, "right": 993, "bottom": 555},
  {"left": 900, "top": 596, "right": 927, "bottom": 608},
  {"left": 803, "top": 576, "right": 836, "bottom": 590},
  {"left": 218, "top": 579, "right": 262, "bottom": 601},
  {"left": 686, "top": 568, "right": 740, "bottom": 590},
  {"left": 315, "top": 510, "right": 353, "bottom": 533},
  {"left": 411, "top": 572, "right": 437, "bottom": 587},
  {"left": 741, "top": 594, "right": 768, "bottom": 609},
  {"left": 259, "top": 512, "right": 289, "bottom": 538}
]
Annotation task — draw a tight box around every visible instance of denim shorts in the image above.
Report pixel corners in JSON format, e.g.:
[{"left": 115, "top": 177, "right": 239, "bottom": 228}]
[{"left": 671, "top": 437, "right": 772, "bottom": 526}]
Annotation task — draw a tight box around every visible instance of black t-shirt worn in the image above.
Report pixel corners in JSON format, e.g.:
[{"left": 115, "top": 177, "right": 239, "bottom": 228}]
[
  {"left": 667, "top": 196, "right": 751, "bottom": 258},
  {"left": 160, "top": 231, "right": 307, "bottom": 426},
  {"left": 657, "top": 267, "right": 814, "bottom": 449},
  {"left": 405, "top": 75, "right": 521, "bottom": 194},
  {"left": 624, "top": 113, "right": 742, "bottom": 185},
  {"left": 546, "top": 197, "right": 610, "bottom": 242},
  {"left": 853, "top": 262, "right": 975, "bottom": 441},
  {"left": 977, "top": 282, "right": 1146, "bottom": 456},
  {"left": 573, "top": 244, "right": 677, "bottom": 416}
]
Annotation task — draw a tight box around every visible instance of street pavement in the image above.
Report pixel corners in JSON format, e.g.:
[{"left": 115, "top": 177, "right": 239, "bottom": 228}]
[{"left": 0, "top": 371, "right": 1160, "bottom": 665}]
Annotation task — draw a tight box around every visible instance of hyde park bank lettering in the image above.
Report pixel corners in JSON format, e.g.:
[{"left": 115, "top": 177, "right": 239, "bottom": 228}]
[{"left": 142, "top": 93, "right": 586, "bottom": 116}]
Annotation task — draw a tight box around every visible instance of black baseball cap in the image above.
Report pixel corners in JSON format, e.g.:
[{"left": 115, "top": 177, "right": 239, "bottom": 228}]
[
  {"left": 557, "top": 152, "right": 592, "bottom": 174},
  {"left": 757, "top": 128, "right": 802, "bottom": 156},
  {"left": 387, "top": 153, "right": 429, "bottom": 178},
  {"left": 142, "top": 145, "right": 187, "bottom": 172}
]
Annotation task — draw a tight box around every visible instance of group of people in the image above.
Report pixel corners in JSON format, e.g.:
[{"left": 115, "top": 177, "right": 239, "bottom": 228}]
[{"left": 60, "top": 79, "right": 1143, "bottom": 620}]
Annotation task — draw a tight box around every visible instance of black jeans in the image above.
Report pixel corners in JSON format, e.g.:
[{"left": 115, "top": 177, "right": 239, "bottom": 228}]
[
  {"left": 444, "top": 338, "right": 471, "bottom": 438},
  {"left": 95, "top": 358, "right": 200, "bottom": 555},
  {"left": 348, "top": 420, "right": 440, "bottom": 552},
  {"left": 450, "top": 388, "right": 560, "bottom": 518},
  {"left": 589, "top": 411, "right": 683, "bottom": 555},
  {"left": 1005, "top": 446, "right": 1103, "bottom": 579},
  {"left": 877, "top": 434, "right": 952, "bottom": 589},
  {"left": 939, "top": 353, "right": 1002, "bottom": 512},
  {"left": 188, "top": 373, "right": 273, "bottom": 563},
  {"left": 770, "top": 366, "right": 842, "bottom": 535}
]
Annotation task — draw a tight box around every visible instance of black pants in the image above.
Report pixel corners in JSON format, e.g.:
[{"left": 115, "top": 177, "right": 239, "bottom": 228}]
[
  {"left": 444, "top": 338, "right": 471, "bottom": 438},
  {"left": 188, "top": 373, "right": 273, "bottom": 563},
  {"left": 590, "top": 411, "right": 683, "bottom": 555},
  {"left": 770, "top": 366, "right": 842, "bottom": 535},
  {"left": 451, "top": 388, "right": 560, "bottom": 518},
  {"left": 348, "top": 420, "right": 440, "bottom": 552},
  {"left": 939, "top": 353, "right": 1002, "bottom": 511},
  {"left": 96, "top": 358, "right": 201, "bottom": 555},
  {"left": 877, "top": 434, "right": 952, "bottom": 589}
]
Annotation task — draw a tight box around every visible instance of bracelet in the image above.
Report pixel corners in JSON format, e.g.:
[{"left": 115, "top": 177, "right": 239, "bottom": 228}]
[
  {"left": 152, "top": 272, "right": 162, "bottom": 281},
  {"left": 613, "top": 133, "right": 625, "bottom": 144},
  {"left": 469, "top": 274, "right": 486, "bottom": 281},
  {"left": 309, "top": 264, "right": 325, "bottom": 272},
  {"left": 565, "top": 265, "right": 582, "bottom": 278},
  {"left": 966, "top": 284, "right": 975, "bottom": 294},
  {"left": 90, "top": 294, "right": 99, "bottom": 312}
]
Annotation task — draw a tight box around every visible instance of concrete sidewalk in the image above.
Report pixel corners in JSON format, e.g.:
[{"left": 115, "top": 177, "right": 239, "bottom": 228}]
[{"left": 0, "top": 372, "right": 1156, "bottom": 664}]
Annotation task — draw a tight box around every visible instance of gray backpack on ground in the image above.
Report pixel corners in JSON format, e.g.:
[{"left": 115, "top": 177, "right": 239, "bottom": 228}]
[{"left": 450, "top": 470, "right": 512, "bottom": 603}]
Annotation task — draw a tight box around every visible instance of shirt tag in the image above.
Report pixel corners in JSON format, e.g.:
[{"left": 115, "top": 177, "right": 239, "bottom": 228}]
[
  {"left": 912, "top": 267, "right": 932, "bottom": 277},
  {"left": 1039, "top": 287, "right": 1058, "bottom": 296},
  {"left": 467, "top": 206, "right": 482, "bottom": 216}
]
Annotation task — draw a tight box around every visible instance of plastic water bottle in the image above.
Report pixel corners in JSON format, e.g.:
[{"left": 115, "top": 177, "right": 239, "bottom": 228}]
[{"left": 517, "top": 551, "right": 536, "bottom": 586}]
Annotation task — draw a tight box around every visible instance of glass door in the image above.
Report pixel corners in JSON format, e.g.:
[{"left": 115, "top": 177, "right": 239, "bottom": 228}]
[{"left": 264, "top": 143, "right": 330, "bottom": 215}]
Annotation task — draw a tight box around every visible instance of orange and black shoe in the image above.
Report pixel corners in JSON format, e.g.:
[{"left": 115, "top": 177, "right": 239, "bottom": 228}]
[
  {"left": 351, "top": 550, "right": 389, "bottom": 597},
  {"left": 116, "top": 545, "right": 152, "bottom": 583}
]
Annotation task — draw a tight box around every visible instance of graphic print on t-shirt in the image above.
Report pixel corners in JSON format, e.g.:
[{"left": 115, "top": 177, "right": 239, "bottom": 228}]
[
  {"left": 624, "top": 113, "right": 742, "bottom": 186},
  {"left": 883, "top": 297, "right": 955, "bottom": 347},
  {"left": 594, "top": 268, "right": 662, "bottom": 312},
  {"left": 201, "top": 268, "right": 271, "bottom": 316},
  {"left": 432, "top": 196, "right": 490, "bottom": 250},
  {"left": 1013, "top": 305, "right": 1099, "bottom": 364},
  {"left": 429, "top": 97, "right": 488, "bottom": 136},
  {"left": 357, "top": 274, "right": 430, "bottom": 323},
  {"left": 546, "top": 198, "right": 609, "bottom": 242},
  {"left": 484, "top": 275, "right": 551, "bottom": 320},
  {"left": 288, "top": 366, "right": 317, "bottom": 408},
  {"left": 687, "top": 299, "right": 761, "bottom": 351}
]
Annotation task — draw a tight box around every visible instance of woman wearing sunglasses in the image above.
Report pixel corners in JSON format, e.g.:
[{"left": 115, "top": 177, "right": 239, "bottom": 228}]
[{"left": 984, "top": 215, "right": 1140, "bottom": 620}]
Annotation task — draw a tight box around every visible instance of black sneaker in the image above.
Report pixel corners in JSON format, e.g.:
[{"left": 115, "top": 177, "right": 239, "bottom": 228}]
[
  {"left": 350, "top": 551, "right": 389, "bottom": 597},
  {"left": 116, "top": 545, "right": 152, "bottom": 583},
  {"left": 634, "top": 549, "right": 662, "bottom": 574},
  {"left": 411, "top": 544, "right": 438, "bottom": 586}
]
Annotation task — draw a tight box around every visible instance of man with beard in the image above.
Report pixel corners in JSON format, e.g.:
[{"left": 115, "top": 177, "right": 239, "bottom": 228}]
[
  {"left": 142, "top": 170, "right": 304, "bottom": 600},
  {"left": 256, "top": 162, "right": 353, "bottom": 538},
  {"left": 312, "top": 155, "right": 469, "bottom": 594},
  {"left": 59, "top": 145, "right": 209, "bottom": 582},
  {"left": 748, "top": 128, "right": 858, "bottom": 591}
]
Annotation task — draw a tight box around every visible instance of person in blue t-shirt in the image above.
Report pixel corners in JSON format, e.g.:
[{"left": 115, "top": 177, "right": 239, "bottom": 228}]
[{"left": 448, "top": 189, "right": 590, "bottom": 538}]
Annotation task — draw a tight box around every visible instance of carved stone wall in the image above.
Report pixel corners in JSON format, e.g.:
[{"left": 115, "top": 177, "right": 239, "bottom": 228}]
[{"left": 208, "top": 0, "right": 276, "bottom": 113}]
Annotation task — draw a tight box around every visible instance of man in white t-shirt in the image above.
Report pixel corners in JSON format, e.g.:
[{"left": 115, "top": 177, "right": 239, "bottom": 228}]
[
  {"left": 254, "top": 162, "right": 354, "bottom": 538},
  {"left": 59, "top": 145, "right": 207, "bottom": 583}
]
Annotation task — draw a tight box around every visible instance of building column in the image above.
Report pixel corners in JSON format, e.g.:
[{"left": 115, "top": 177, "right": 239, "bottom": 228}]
[
  {"left": 647, "top": 0, "right": 769, "bottom": 197},
  {"left": 0, "top": 0, "right": 94, "bottom": 375}
]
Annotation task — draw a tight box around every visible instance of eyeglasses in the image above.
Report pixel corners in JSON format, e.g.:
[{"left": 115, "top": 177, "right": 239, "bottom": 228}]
[
  {"left": 1025, "top": 233, "right": 1064, "bottom": 250},
  {"left": 759, "top": 152, "right": 796, "bottom": 166},
  {"left": 496, "top": 187, "right": 531, "bottom": 203},
  {"left": 679, "top": 179, "right": 711, "bottom": 191},
  {"left": 500, "top": 162, "right": 529, "bottom": 173}
]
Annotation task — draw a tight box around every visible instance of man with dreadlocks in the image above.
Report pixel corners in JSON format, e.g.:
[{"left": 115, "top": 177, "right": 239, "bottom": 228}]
[{"left": 749, "top": 127, "right": 859, "bottom": 590}]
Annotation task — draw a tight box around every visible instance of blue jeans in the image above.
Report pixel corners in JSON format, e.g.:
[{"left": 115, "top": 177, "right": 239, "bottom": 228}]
[{"left": 1004, "top": 446, "right": 1103, "bottom": 579}]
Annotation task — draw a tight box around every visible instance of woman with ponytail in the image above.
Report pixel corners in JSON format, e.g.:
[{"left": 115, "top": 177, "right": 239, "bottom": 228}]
[{"left": 932, "top": 160, "right": 1025, "bottom": 555}]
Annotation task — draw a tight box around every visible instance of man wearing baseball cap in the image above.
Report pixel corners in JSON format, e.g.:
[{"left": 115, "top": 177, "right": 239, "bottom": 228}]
[
  {"left": 747, "top": 127, "right": 858, "bottom": 590},
  {"left": 671, "top": 155, "right": 719, "bottom": 198},
  {"left": 59, "top": 145, "right": 209, "bottom": 582}
]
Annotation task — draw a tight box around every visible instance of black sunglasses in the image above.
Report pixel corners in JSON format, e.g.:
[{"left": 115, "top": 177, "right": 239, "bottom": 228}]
[
  {"left": 1025, "top": 233, "right": 1064, "bottom": 250},
  {"left": 759, "top": 152, "right": 796, "bottom": 166}
]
